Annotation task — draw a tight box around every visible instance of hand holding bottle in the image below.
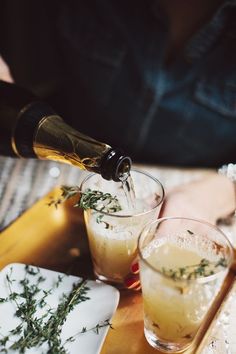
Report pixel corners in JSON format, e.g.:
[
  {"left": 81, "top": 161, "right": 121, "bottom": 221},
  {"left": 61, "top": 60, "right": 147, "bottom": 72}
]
[{"left": 0, "top": 80, "right": 131, "bottom": 181}]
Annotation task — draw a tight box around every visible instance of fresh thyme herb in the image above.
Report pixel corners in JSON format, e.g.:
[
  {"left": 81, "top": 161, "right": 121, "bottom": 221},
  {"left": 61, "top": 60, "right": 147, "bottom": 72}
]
[
  {"left": 48, "top": 186, "right": 80, "bottom": 208},
  {"left": 77, "top": 188, "right": 121, "bottom": 213},
  {"left": 63, "top": 319, "right": 113, "bottom": 345},
  {"left": 96, "top": 214, "right": 104, "bottom": 224},
  {"left": 162, "top": 257, "right": 227, "bottom": 281},
  {"left": 0, "top": 266, "right": 113, "bottom": 353},
  {"left": 48, "top": 186, "right": 122, "bottom": 214}
]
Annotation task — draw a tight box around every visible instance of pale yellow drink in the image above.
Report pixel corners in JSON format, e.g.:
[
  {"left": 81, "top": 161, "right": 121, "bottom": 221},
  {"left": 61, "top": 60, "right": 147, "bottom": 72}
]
[
  {"left": 138, "top": 220, "right": 232, "bottom": 353},
  {"left": 84, "top": 201, "right": 156, "bottom": 283}
]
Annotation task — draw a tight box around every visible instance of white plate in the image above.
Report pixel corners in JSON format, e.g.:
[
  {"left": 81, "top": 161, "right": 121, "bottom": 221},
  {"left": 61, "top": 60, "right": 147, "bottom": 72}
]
[{"left": 0, "top": 263, "right": 120, "bottom": 354}]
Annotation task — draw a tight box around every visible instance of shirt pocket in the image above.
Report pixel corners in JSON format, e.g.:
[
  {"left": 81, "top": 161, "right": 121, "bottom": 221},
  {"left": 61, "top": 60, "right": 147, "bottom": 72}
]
[
  {"left": 76, "top": 29, "right": 125, "bottom": 69},
  {"left": 79, "top": 35, "right": 125, "bottom": 105},
  {"left": 194, "top": 77, "right": 236, "bottom": 119}
]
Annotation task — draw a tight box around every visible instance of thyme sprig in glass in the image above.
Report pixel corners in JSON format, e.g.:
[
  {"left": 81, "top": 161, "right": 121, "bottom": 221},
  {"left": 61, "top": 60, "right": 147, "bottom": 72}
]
[
  {"left": 48, "top": 186, "right": 122, "bottom": 214},
  {"left": 78, "top": 188, "right": 122, "bottom": 213},
  {"left": 162, "top": 257, "right": 227, "bottom": 281},
  {"left": 0, "top": 266, "right": 113, "bottom": 354}
]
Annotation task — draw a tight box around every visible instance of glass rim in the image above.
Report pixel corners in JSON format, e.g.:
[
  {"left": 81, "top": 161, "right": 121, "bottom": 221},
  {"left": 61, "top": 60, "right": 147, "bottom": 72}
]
[
  {"left": 79, "top": 168, "right": 165, "bottom": 218},
  {"left": 138, "top": 216, "right": 234, "bottom": 283}
]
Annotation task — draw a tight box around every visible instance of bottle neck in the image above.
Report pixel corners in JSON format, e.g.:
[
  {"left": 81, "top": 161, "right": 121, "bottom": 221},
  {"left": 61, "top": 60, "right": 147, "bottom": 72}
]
[
  {"left": 33, "top": 114, "right": 132, "bottom": 181},
  {"left": 33, "top": 114, "right": 112, "bottom": 172},
  {"left": 100, "top": 148, "right": 132, "bottom": 182}
]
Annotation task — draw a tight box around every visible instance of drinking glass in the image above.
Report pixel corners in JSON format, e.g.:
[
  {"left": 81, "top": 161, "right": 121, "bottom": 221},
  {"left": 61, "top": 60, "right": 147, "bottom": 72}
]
[
  {"left": 138, "top": 217, "right": 234, "bottom": 353},
  {"left": 80, "top": 169, "right": 164, "bottom": 286}
]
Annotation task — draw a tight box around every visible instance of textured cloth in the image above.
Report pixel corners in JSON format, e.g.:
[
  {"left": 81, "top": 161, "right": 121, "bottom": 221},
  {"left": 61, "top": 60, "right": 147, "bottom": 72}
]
[{"left": 0, "top": 156, "right": 84, "bottom": 231}]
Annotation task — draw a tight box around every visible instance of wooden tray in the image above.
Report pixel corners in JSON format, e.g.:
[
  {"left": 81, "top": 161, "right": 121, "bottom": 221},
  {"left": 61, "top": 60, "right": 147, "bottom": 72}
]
[
  {"left": 0, "top": 187, "right": 157, "bottom": 353},
  {"left": 0, "top": 187, "right": 235, "bottom": 354}
]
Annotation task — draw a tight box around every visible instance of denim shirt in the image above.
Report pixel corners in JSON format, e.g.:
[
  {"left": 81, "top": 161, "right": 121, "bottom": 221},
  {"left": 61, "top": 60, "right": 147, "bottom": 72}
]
[
  {"left": 1, "top": 1, "right": 235, "bottom": 167},
  {"left": 55, "top": 0, "right": 236, "bottom": 167}
]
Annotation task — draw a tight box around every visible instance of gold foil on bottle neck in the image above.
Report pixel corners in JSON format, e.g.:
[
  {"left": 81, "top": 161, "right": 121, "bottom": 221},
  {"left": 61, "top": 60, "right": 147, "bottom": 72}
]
[{"left": 33, "top": 115, "right": 111, "bottom": 172}]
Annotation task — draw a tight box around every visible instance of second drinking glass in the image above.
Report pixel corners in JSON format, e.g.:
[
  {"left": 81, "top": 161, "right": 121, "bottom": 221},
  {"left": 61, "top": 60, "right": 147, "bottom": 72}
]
[{"left": 138, "top": 217, "right": 234, "bottom": 353}]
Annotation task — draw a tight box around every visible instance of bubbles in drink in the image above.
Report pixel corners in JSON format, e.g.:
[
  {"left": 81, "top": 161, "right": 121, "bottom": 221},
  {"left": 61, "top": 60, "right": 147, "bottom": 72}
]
[{"left": 142, "top": 232, "right": 228, "bottom": 268}]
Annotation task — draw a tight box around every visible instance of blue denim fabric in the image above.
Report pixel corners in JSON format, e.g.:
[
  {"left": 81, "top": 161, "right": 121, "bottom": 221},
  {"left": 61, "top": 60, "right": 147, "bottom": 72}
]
[{"left": 58, "top": 0, "right": 236, "bottom": 167}]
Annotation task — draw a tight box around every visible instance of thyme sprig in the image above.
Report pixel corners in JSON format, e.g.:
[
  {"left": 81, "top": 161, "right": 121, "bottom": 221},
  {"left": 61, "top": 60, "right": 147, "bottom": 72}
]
[
  {"left": 78, "top": 188, "right": 121, "bottom": 213},
  {"left": 162, "top": 257, "right": 227, "bottom": 281},
  {"left": 0, "top": 266, "right": 112, "bottom": 353},
  {"left": 48, "top": 186, "right": 80, "bottom": 208},
  {"left": 48, "top": 186, "right": 122, "bottom": 214},
  {"left": 64, "top": 319, "right": 113, "bottom": 345}
]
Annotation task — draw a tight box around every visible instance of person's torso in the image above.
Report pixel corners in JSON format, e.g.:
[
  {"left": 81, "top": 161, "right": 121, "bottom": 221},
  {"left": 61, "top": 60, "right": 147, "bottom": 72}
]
[{"left": 1, "top": 0, "right": 236, "bottom": 166}]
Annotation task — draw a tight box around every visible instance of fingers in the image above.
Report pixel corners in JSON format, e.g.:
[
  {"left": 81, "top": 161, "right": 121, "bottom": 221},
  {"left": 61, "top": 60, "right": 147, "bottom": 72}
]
[{"left": 0, "top": 56, "right": 14, "bottom": 83}]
